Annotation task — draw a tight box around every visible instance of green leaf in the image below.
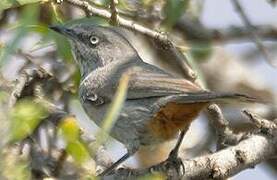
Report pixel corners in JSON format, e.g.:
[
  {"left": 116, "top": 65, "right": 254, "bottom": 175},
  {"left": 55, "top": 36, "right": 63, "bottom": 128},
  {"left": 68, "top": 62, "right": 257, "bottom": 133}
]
[
  {"left": 66, "top": 141, "right": 90, "bottom": 164},
  {"left": 163, "top": 0, "right": 189, "bottom": 30},
  {"left": 9, "top": 99, "right": 48, "bottom": 142},
  {"left": 59, "top": 116, "right": 80, "bottom": 142},
  {"left": 59, "top": 116, "right": 90, "bottom": 164},
  {"left": 100, "top": 74, "right": 129, "bottom": 134},
  {"left": 0, "top": 0, "right": 43, "bottom": 12},
  {"left": 93, "top": 73, "right": 129, "bottom": 151}
]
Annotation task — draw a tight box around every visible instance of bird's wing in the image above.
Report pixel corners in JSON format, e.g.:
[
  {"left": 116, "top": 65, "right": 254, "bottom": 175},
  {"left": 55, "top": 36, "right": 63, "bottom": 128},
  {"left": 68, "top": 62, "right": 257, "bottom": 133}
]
[
  {"left": 125, "top": 63, "right": 203, "bottom": 99},
  {"left": 125, "top": 63, "right": 255, "bottom": 102}
]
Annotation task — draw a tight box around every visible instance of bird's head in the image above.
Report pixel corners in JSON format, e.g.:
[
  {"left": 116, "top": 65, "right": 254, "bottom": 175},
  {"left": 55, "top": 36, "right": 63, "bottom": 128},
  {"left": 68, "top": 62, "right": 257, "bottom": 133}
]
[{"left": 50, "top": 24, "right": 138, "bottom": 77}]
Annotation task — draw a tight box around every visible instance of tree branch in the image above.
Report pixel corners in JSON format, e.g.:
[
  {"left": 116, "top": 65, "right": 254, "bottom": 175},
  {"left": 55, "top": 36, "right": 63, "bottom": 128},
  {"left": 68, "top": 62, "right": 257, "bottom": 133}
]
[
  {"left": 206, "top": 104, "right": 247, "bottom": 150},
  {"left": 46, "top": 1, "right": 277, "bottom": 179},
  {"left": 232, "top": 0, "right": 274, "bottom": 67},
  {"left": 210, "top": 25, "right": 277, "bottom": 42},
  {"left": 109, "top": 0, "right": 118, "bottom": 26},
  {"left": 176, "top": 15, "right": 277, "bottom": 42},
  {"left": 102, "top": 114, "right": 277, "bottom": 179},
  {"left": 8, "top": 68, "right": 51, "bottom": 108}
]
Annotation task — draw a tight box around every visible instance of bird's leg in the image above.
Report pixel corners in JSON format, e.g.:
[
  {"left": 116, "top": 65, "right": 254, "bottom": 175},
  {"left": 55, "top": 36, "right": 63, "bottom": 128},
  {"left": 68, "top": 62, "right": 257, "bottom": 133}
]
[
  {"left": 166, "top": 128, "right": 188, "bottom": 175},
  {"left": 169, "top": 129, "right": 186, "bottom": 159},
  {"left": 99, "top": 153, "right": 130, "bottom": 176}
]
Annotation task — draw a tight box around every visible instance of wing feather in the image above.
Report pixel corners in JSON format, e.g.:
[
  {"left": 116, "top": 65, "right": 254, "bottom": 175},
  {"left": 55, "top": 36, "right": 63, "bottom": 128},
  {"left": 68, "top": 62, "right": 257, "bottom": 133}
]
[{"left": 126, "top": 63, "right": 202, "bottom": 99}]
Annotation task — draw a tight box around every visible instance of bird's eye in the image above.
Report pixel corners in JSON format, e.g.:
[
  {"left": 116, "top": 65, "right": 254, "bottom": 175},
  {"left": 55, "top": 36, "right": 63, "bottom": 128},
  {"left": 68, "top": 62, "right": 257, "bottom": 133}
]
[{"left": 90, "top": 36, "right": 99, "bottom": 45}]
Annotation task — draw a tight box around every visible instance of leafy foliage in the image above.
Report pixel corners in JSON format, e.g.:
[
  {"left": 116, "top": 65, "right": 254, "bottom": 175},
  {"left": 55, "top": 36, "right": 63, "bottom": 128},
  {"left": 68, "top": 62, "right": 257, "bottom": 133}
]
[
  {"left": 0, "top": 0, "right": 275, "bottom": 179},
  {"left": 94, "top": 74, "right": 129, "bottom": 151},
  {"left": 58, "top": 116, "right": 90, "bottom": 164},
  {"left": 9, "top": 98, "right": 48, "bottom": 142}
]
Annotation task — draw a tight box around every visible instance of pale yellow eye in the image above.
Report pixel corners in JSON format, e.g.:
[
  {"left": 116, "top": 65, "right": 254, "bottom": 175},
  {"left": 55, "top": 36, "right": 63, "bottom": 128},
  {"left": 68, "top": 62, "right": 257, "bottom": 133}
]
[{"left": 90, "top": 36, "right": 99, "bottom": 45}]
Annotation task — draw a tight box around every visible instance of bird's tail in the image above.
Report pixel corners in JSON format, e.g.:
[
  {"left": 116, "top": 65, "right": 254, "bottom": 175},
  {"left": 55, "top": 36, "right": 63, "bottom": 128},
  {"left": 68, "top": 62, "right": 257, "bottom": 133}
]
[{"left": 174, "top": 91, "right": 258, "bottom": 104}]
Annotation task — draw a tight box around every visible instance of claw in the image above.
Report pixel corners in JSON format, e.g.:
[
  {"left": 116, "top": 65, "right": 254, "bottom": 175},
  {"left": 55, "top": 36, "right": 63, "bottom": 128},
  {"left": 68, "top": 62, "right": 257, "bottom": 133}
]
[
  {"left": 165, "top": 130, "right": 187, "bottom": 176},
  {"left": 166, "top": 155, "right": 185, "bottom": 176}
]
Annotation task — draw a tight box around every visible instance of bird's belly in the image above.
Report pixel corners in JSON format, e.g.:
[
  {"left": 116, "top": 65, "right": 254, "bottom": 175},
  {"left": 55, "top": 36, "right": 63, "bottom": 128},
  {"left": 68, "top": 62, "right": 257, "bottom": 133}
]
[{"left": 147, "top": 102, "right": 207, "bottom": 141}]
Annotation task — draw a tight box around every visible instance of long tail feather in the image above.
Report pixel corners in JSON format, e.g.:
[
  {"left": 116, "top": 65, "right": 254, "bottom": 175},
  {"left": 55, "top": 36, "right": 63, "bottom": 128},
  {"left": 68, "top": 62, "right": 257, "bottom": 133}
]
[{"left": 173, "top": 92, "right": 258, "bottom": 104}]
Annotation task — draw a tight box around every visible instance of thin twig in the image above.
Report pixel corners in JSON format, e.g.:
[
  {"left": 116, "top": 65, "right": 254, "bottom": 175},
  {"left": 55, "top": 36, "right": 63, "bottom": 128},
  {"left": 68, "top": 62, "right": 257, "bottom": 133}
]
[
  {"left": 53, "top": 149, "right": 68, "bottom": 177},
  {"left": 232, "top": 0, "right": 275, "bottom": 67},
  {"left": 176, "top": 15, "right": 277, "bottom": 42},
  {"left": 8, "top": 72, "right": 28, "bottom": 108},
  {"left": 8, "top": 68, "right": 52, "bottom": 108},
  {"left": 109, "top": 0, "right": 118, "bottom": 25},
  {"left": 206, "top": 104, "right": 246, "bottom": 150},
  {"left": 243, "top": 109, "right": 277, "bottom": 135},
  {"left": 210, "top": 26, "right": 277, "bottom": 42}
]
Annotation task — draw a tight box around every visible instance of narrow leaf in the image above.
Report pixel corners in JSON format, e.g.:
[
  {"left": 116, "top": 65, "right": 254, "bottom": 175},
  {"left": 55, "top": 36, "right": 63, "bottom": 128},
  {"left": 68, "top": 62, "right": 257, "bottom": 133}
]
[
  {"left": 59, "top": 116, "right": 90, "bottom": 164},
  {"left": 94, "top": 73, "right": 129, "bottom": 150},
  {"left": 66, "top": 141, "right": 90, "bottom": 164}
]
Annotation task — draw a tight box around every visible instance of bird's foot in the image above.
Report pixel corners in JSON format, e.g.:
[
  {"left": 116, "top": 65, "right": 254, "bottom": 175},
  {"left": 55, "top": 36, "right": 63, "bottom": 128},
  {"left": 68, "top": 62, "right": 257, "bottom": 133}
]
[{"left": 163, "top": 148, "right": 185, "bottom": 178}]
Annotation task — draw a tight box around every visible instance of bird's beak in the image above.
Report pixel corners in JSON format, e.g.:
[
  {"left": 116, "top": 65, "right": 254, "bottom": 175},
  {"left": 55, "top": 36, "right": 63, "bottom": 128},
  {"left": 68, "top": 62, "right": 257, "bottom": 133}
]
[{"left": 49, "top": 25, "right": 77, "bottom": 40}]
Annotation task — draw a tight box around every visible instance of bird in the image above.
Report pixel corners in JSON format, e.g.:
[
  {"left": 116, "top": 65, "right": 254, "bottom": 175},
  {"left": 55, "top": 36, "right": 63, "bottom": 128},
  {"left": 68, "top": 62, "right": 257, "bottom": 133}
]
[{"left": 50, "top": 24, "right": 255, "bottom": 176}]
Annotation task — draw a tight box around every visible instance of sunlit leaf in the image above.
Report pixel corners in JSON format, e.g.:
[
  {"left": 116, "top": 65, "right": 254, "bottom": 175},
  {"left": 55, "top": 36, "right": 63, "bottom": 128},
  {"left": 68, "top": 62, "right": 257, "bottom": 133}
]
[
  {"left": 59, "top": 116, "right": 80, "bottom": 142},
  {"left": 9, "top": 99, "right": 48, "bottom": 142},
  {"left": 163, "top": 0, "right": 189, "bottom": 30},
  {"left": 59, "top": 116, "right": 90, "bottom": 164},
  {"left": 66, "top": 141, "right": 90, "bottom": 164},
  {"left": 24, "top": 24, "right": 49, "bottom": 34},
  {"left": 93, "top": 73, "right": 129, "bottom": 151},
  {"left": 100, "top": 74, "right": 129, "bottom": 133}
]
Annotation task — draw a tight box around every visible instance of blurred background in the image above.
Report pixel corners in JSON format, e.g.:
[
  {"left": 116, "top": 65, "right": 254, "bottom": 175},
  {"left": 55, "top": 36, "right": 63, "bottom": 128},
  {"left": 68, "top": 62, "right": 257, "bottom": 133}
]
[{"left": 0, "top": 0, "right": 276, "bottom": 179}]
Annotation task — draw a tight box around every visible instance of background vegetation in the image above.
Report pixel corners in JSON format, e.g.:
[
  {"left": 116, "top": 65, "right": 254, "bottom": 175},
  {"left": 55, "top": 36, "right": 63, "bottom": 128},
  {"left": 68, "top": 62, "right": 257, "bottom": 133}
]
[{"left": 0, "top": 0, "right": 276, "bottom": 179}]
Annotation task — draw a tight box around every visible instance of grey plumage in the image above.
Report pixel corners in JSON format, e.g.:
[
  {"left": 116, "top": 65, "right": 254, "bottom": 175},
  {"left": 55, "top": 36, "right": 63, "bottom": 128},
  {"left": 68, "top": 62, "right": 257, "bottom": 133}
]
[{"left": 50, "top": 23, "right": 255, "bottom": 175}]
